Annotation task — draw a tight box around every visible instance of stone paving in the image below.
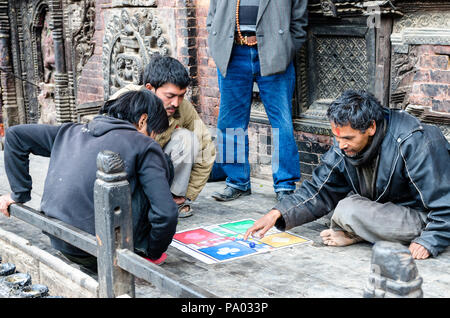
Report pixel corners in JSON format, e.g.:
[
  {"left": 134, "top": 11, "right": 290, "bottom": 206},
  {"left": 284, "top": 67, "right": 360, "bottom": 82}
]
[{"left": 0, "top": 152, "right": 449, "bottom": 298}]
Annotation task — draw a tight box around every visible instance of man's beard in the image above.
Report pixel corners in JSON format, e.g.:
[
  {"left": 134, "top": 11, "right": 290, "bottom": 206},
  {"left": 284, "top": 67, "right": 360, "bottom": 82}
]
[
  {"left": 344, "top": 150, "right": 359, "bottom": 158},
  {"left": 172, "top": 107, "right": 180, "bottom": 119},
  {"left": 167, "top": 106, "right": 180, "bottom": 119}
]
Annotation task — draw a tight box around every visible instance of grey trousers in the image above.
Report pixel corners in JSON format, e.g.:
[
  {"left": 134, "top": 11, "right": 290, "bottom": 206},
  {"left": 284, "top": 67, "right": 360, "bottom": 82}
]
[
  {"left": 330, "top": 194, "right": 428, "bottom": 245},
  {"left": 163, "top": 128, "right": 200, "bottom": 198}
]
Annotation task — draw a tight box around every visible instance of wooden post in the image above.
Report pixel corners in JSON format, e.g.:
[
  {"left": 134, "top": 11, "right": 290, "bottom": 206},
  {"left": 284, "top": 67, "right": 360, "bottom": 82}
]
[{"left": 94, "top": 150, "right": 135, "bottom": 298}]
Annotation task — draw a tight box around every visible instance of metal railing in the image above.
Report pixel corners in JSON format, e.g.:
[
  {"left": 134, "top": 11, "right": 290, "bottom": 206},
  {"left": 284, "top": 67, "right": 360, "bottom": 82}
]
[{"left": 7, "top": 150, "right": 216, "bottom": 298}]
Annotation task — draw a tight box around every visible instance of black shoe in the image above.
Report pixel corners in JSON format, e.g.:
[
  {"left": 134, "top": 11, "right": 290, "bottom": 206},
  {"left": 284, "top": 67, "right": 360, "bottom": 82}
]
[
  {"left": 276, "top": 190, "right": 294, "bottom": 202},
  {"left": 212, "top": 186, "right": 251, "bottom": 202}
]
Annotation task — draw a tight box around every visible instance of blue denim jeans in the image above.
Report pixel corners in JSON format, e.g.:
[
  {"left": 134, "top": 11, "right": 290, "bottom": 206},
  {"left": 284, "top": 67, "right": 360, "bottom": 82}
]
[{"left": 216, "top": 44, "right": 300, "bottom": 193}]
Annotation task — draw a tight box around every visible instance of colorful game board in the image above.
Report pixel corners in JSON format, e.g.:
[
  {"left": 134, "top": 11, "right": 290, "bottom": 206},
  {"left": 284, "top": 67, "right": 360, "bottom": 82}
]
[{"left": 170, "top": 219, "right": 311, "bottom": 264}]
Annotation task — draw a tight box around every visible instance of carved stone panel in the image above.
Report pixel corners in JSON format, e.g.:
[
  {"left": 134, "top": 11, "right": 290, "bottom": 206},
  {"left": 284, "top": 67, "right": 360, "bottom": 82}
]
[
  {"left": 102, "top": 8, "right": 171, "bottom": 100},
  {"left": 390, "top": 10, "right": 450, "bottom": 141},
  {"left": 67, "top": 0, "right": 96, "bottom": 88},
  {"left": 6, "top": 0, "right": 71, "bottom": 125},
  {"left": 38, "top": 10, "right": 57, "bottom": 125},
  {"left": 15, "top": 0, "right": 47, "bottom": 124}
]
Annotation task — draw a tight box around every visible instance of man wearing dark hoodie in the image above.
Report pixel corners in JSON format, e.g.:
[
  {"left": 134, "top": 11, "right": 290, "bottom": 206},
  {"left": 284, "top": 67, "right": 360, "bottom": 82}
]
[{"left": 0, "top": 89, "right": 178, "bottom": 270}]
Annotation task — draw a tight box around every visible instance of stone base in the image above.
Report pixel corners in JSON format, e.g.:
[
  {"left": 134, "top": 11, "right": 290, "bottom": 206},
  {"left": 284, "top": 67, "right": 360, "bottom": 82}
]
[{"left": 0, "top": 227, "right": 98, "bottom": 298}]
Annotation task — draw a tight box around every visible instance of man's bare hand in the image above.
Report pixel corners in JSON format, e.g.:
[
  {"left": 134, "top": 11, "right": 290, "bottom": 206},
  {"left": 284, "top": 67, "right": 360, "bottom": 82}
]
[
  {"left": 409, "top": 242, "right": 430, "bottom": 260},
  {"left": 244, "top": 209, "right": 281, "bottom": 240},
  {"left": 0, "top": 194, "right": 15, "bottom": 218}
]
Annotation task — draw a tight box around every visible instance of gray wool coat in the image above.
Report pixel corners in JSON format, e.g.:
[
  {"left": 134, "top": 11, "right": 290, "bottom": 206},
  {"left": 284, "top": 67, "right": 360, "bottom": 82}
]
[{"left": 206, "top": 0, "right": 308, "bottom": 77}]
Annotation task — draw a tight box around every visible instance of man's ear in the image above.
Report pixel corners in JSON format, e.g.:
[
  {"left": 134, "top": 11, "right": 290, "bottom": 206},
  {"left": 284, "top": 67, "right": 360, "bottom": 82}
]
[
  {"left": 138, "top": 113, "right": 148, "bottom": 129},
  {"left": 367, "top": 120, "right": 377, "bottom": 137},
  {"left": 145, "top": 83, "right": 155, "bottom": 91}
]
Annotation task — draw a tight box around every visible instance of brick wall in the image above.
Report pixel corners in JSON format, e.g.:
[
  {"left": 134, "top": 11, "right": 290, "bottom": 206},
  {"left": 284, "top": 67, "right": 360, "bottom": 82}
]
[
  {"left": 195, "top": 0, "right": 220, "bottom": 127},
  {"left": 76, "top": 0, "right": 109, "bottom": 105},
  {"left": 408, "top": 45, "right": 450, "bottom": 113},
  {"left": 295, "top": 131, "right": 333, "bottom": 181}
]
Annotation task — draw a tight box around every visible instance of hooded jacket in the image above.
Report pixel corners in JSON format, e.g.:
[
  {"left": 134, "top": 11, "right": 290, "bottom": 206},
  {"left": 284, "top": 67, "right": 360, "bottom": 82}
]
[
  {"left": 4, "top": 116, "right": 178, "bottom": 258},
  {"left": 273, "top": 109, "right": 450, "bottom": 257}
]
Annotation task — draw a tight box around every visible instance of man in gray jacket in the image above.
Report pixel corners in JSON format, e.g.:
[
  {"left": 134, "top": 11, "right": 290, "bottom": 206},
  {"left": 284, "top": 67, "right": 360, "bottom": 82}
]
[{"left": 207, "top": 0, "right": 308, "bottom": 202}]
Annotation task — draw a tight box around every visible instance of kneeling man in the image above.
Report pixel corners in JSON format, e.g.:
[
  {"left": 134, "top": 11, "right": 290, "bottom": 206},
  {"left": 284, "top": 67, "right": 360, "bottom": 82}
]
[{"left": 245, "top": 90, "right": 450, "bottom": 260}]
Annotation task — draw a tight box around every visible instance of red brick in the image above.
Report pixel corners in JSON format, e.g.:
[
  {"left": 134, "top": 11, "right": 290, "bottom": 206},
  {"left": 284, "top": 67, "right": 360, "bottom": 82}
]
[
  {"left": 432, "top": 99, "right": 450, "bottom": 112},
  {"left": 408, "top": 94, "right": 432, "bottom": 107},
  {"left": 433, "top": 45, "right": 450, "bottom": 55},
  {"left": 430, "top": 70, "right": 450, "bottom": 84},
  {"left": 418, "top": 54, "right": 449, "bottom": 70},
  {"left": 420, "top": 83, "right": 449, "bottom": 98},
  {"left": 413, "top": 70, "right": 431, "bottom": 82}
]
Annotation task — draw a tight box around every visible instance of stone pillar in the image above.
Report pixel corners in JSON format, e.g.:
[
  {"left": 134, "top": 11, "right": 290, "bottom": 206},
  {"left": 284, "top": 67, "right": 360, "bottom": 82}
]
[
  {"left": 48, "top": 0, "right": 71, "bottom": 123},
  {"left": 364, "top": 241, "right": 423, "bottom": 298},
  {"left": 0, "top": 0, "right": 19, "bottom": 128}
]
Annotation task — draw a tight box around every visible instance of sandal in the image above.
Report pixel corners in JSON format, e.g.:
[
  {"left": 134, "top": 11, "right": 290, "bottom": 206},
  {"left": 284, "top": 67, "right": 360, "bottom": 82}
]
[{"left": 177, "top": 199, "right": 193, "bottom": 218}]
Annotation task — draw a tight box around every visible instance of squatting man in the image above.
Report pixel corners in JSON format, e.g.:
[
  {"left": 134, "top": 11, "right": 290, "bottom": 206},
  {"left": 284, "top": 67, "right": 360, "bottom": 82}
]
[
  {"left": 245, "top": 90, "right": 450, "bottom": 260},
  {"left": 109, "top": 54, "right": 216, "bottom": 218}
]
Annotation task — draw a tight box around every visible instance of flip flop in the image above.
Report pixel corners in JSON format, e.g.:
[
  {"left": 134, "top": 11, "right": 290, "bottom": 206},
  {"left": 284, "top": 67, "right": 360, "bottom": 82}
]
[{"left": 177, "top": 200, "right": 193, "bottom": 218}]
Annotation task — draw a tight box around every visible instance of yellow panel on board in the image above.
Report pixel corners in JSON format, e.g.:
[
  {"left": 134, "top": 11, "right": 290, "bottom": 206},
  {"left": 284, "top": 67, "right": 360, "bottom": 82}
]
[{"left": 260, "top": 232, "right": 308, "bottom": 248}]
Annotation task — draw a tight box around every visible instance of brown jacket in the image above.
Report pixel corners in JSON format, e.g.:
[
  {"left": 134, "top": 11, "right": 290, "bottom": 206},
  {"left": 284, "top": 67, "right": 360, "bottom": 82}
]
[{"left": 109, "top": 85, "right": 216, "bottom": 201}]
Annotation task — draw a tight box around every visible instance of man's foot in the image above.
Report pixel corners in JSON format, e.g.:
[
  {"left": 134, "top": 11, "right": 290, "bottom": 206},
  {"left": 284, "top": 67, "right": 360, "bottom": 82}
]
[
  {"left": 211, "top": 186, "right": 251, "bottom": 202},
  {"left": 276, "top": 190, "right": 294, "bottom": 202},
  {"left": 320, "top": 229, "right": 363, "bottom": 246}
]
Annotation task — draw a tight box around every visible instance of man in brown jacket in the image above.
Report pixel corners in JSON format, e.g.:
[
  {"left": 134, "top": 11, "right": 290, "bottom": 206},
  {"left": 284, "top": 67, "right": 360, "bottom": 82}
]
[{"left": 110, "top": 55, "right": 216, "bottom": 217}]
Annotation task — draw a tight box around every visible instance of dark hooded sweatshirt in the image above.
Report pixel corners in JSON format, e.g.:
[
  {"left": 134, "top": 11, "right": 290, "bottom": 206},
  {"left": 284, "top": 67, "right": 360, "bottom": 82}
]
[{"left": 4, "top": 115, "right": 178, "bottom": 259}]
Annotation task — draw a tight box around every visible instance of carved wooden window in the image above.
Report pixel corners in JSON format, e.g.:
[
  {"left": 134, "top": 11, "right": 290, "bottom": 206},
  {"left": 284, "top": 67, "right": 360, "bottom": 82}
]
[{"left": 293, "top": 19, "right": 376, "bottom": 133}]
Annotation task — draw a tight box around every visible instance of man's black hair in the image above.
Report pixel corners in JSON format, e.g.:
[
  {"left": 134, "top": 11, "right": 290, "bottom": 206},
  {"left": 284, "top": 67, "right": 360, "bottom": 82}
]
[
  {"left": 141, "top": 53, "right": 191, "bottom": 89},
  {"left": 327, "top": 90, "right": 385, "bottom": 132},
  {"left": 99, "top": 89, "right": 169, "bottom": 135}
]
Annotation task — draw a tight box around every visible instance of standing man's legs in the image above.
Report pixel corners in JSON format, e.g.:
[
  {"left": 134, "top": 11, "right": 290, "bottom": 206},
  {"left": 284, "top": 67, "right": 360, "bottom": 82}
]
[
  {"left": 256, "top": 61, "right": 300, "bottom": 195},
  {"left": 212, "top": 45, "right": 254, "bottom": 200}
]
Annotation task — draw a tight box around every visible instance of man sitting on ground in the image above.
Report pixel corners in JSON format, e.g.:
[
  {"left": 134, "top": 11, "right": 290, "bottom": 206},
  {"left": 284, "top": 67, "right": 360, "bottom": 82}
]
[
  {"left": 0, "top": 89, "right": 178, "bottom": 270},
  {"left": 245, "top": 90, "right": 450, "bottom": 260},
  {"left": 110, "top": 54, "right": 216, "bottom": 218}
]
